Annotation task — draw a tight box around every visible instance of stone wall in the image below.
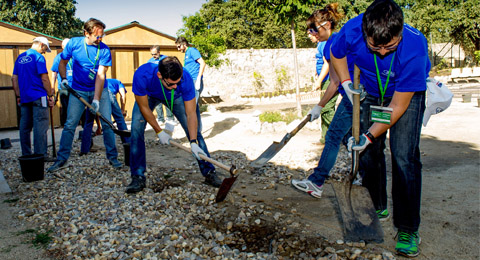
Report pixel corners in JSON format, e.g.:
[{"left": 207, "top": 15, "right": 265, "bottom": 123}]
[{"left": 203, "top": 48, "right": 318, "bottom": 98}]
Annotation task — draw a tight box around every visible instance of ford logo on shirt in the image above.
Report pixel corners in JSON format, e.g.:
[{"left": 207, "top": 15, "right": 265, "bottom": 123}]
[{"left": 18, "top": 56, "right": 33, "bottom": 64}]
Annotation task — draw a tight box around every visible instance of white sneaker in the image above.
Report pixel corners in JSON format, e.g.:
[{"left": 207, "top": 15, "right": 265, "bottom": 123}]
[{"left": 291, "top": 179, "right": 323, "bottom": 198}]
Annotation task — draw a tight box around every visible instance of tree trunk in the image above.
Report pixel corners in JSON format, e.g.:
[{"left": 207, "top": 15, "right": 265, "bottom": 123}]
[{"left": 291, "top": 20, "right": 302, "bottom": 117}]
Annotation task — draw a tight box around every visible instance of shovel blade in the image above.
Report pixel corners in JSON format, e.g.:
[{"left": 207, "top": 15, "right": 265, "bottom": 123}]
[
  {"left": 113, "top": 129, "right": 131, "bottom": 137},
  {"left": 215, "top": 175, "right": 238, "bottom": 202},
  {"left": 331, "top": 181, "right": 384, "bottom": 243},
  {"left": 250, "top": 141, "right": 282, "bottom": 167}
]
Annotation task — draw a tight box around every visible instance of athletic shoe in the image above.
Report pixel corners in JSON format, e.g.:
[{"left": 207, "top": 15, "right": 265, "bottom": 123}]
[
  {"left": 376, "top": 209, "right": 390, "bottom": 221},
  {"left": 46, "top": 160, "right": 69, "bottom": 173},
  {"left": 204, "top": 170, "right": 222, "bottom": 187},
  {"left": 395, "top": 230, "right": 421, "bottom": 258},
  {"left": 291, "top": 179, "right": 323, "bottom": 198},
  {"left": 109, "top": 158, "right": 123, "bottom": 169}
]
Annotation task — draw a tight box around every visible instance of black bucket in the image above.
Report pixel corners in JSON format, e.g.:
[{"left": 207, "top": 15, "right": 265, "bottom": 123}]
[
  {"left": 1, "top": 138, "right": 12, "bottom": 149},
  {"left": 123, "top": 143, "right": 130, "bottom": 166},
  {"left": 18, "top": 154, "right": 45, "bottom": 182}
]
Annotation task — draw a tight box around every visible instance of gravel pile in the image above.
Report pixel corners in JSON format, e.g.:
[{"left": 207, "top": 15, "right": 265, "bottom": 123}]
[{"left": 1, "top": 140, "right": 395, "bottom": 260}]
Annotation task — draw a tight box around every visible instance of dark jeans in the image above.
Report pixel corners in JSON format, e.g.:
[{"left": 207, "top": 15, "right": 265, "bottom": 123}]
[
  {"left": 359, "top": 91, "right": 425, "bottom": 232},
  {"left": 19, "top": 98, "right": 49, "bottom": 157},
  {"left": 309, "top": 96, "right": 352, "bottom": 186},
  {"left": 130, "top": 96, "right": 215, "bottom": 177},
  {"left": 59, "top": 89, "right": 69, "bottom": 126}
]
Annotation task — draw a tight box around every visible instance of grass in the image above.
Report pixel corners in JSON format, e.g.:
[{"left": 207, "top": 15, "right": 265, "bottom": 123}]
[
  {"left": 17, "top": 229, "right": 52, "bottom": 248},
  {"left": 3, "top": 198, "right": 19, "bottom": 203},
  {"left": 259, "top": 107, "right": 311, "bottom": 124},
  {"left": 0, "top": 244, "right": 17, "bottom": 253}
]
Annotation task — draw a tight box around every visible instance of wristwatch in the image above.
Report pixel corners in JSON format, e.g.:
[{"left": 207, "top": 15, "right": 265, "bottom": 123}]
[
  {"left": 190, "top": 139, "right": 198, "bottom": 144},
  {"left": 365, "top": 131, "right": 376, "bottom": 143}
]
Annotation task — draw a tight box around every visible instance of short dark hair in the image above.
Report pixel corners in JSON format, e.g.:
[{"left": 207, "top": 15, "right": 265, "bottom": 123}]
[
  {"left": 151, "top": 45, "right": 161, "bottom": 52},
  {"left": 175, "top": 37, "right": 189, "bottom": 46},
  {"left": 84, "top": 18, "right": 106, "bottom": 34},
  {"left": 158, "top": 56, "right": 183, "bottom": 81},
  {"left": 362, "top": 0, "right": 403, "bottom": 45}
]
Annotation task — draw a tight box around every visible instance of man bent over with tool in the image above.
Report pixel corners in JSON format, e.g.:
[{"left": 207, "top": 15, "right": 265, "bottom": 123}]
[{"left": 126, "top": 56, "right": 222, "bottom": 193}]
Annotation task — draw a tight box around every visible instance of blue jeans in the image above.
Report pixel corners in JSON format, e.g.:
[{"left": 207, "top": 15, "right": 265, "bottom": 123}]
[
  {"left": 359, "top": 92, "right": 425, "bottom": 232},
  {"left": 130, "top": 96, "right": 215, "bottom": 177},
  {"left": 108, "top": 90, "right": 130, "bottom": 144},
  {"left": 57, "top": 88, "right": 118, "bottom": 162},
  {"left": 308, "top": 96, "right": 352, "bottom": 186},
  {"left": 19, "top": 97, "right": 49, "bottom": 157}
]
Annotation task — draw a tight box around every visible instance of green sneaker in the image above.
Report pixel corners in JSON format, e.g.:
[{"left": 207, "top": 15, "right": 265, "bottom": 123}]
[
  {"left": 395, "top": 231, "right": 421, "bottom": 257},
  {"left": 376, "top": 209, "right": 390, "bottom": 221}
]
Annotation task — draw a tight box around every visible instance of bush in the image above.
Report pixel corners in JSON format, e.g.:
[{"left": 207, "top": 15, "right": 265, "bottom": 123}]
[{"left": 259, "top": 111, "right": 283, "bottom": 123}]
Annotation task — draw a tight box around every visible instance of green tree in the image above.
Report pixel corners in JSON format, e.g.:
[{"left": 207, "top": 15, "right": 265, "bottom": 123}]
[{"left": 0, "top": 0, "right": 83, "bottom": 38}]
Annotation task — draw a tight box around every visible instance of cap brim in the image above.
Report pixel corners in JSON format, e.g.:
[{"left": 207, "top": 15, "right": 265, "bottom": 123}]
[{"left": 422, "top": 110, "right": 432, "bottom": 127}]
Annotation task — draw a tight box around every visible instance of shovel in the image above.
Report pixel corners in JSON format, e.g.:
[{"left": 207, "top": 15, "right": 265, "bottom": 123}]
[
  {"left": 331, "top": 65, "right": 383, "bottom": 243},
  {"left": 250, "top": 114, "right": 311, "bottom": 167},
  {"left": 49, "top": 92, "right": 59, "bottom": 158},
  {"left": 64, "top": 84, "right": 131, "bottom": 138},
  {"left": 169, "top": 140, "right": 238, "bottom": 202}
]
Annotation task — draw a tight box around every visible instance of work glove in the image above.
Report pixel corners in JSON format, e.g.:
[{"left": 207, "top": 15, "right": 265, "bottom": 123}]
[
  {"left": 190, "top": 142, "right": 207, "bottom": 160},
  {"left": 164, "top": 121, "right": 175, "bottom": 133},
  {"left": 308, "top": 105, "right": 323, "bottom": 122},
  {"left": 90, "top": 99, "right": 100, "bottom": 114},
  {"left": 194, "top": 78, "right": 201, "bottom": 91},
  {"left": 347, "top": 133, "right": 373, "bottom": 152},
  {"left": 61, "top": 79, "right": 69, "bottom": 90},
  {"left": 157, "top": 130, "right": 172, "bottom": 145},
  {"left": 341, "top": 80, "right": 363, "bottom": 105}
]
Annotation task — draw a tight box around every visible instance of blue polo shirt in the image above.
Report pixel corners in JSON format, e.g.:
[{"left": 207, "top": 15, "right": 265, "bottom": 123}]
[
  {"left": 315, "top": 41, "right": 329, "bottom": 82},
  {"left": 147, "top": 55, "right": 166, "bottom": 65},
  {"left": 51, "top": 53, "right": 73, "bottom": 89},
  {"left": 13, "top": 49, "right": 48, "bottom": 103},
  {"left": 132, "top": 62, "right": 195, "bottom": 104},
  {"left": 107, "top": 79, "right": 126, "bottom": 95},
  {"left": 331, "top": 14, "right": 430, "bottom": 97},
  {"left": 183, "top": 47, "right": 202, "bottom": 82},
  {"left": 60, "top": 37, "right": 112, "bottom": 92}
]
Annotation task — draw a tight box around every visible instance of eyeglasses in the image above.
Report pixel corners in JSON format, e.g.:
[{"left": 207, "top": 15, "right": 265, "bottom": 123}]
[
  {"left": 162, "top": 78, "right": 178, "bottom": 88},
  {"left": 307, "top": 21, "right": 327, "bottom": 35},
  {"left": 95, "top": 34, "right": 105, "bottom": 40},
  {"left": 151, "top": 53, "right": 159, "bottom": 56},
  {"left": 366, "top": 36, "right": 402, "bottom": 51}
]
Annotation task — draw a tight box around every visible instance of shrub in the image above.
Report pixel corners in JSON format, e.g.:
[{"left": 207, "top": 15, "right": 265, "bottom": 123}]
[{"left": 259, "top": 111, "right": 283, "bottom": 123}]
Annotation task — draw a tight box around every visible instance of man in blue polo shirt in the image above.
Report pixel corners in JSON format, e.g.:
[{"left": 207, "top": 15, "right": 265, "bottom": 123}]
[
  {"left": 330, "top": 0, "right": 430, "bottom": 257},
  {"left": 176, "top": 37, "right": 206, "bottom": 104},
  {"left": 47, "top": 18, "right": 121, "bottom": 173},
  {"left": 12, "top": 37, "right": 55, "bottom": 158},
  {"left": 125, "top": 56, "right": 221, "bottom": 194},
  {"left": 51, "top": 38, "right": 72, "bottom": 126},
  {"left": 148, "top": 45, "right": 174, "bottom": 124}
]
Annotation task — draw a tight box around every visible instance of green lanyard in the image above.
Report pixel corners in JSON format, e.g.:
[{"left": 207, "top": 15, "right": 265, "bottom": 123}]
[
  {"left": 374, "top": 52, "right": 395, "bottom": 106},
  {"left": 67, "top": 59, "right": 72, "bottom": 70},
  {"left": 83, "top": 39, "right": 100, "bottom": 67},
  {"left": 159, "top": 79, "right": 175, "bottom": 111}
]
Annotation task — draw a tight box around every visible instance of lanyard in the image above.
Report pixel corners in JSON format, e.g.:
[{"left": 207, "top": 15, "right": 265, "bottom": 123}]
[
  {"left": 374, "top": 52, "right": 395, "bottom": 105},
  {"left": 159, "top": 79, "right": 175, "bottom": 111},
  {"left": 84, "top": 39, "right": 100, "bottom": 67},
  {"left": 67, "top": 59, "right": 72, "bottom": 70}
]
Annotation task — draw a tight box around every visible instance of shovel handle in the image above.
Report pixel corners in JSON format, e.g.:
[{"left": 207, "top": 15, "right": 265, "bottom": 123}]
[
  {"left": 170, "top": 140, "right": 237, "bottom": 175},
  {"left": 353, "top": 65, "right": 361, "bottom": 143},
  {"left": 290, "top": 114, "right": 311, "bottom": 137}
]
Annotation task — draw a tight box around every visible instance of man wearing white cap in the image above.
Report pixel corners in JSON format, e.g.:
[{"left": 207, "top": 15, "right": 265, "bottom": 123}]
[{"left": 12, "top": 36, "right": 55, "bottom": 159}]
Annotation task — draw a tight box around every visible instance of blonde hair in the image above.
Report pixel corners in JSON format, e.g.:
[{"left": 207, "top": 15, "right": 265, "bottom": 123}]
[{"left": 314, "top": 3, "right": 343, "bottom": 30}]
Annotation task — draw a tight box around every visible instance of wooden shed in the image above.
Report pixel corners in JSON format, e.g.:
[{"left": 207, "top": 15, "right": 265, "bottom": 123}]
[
  {"left": 0, "top": 20, "right": 62, "bottom": 129},
  {"left": 104, "top": 21, "right": 181, "bottom": 119},
  {"left": 0, "top": 20, "right": 181, "bottom": 129}
]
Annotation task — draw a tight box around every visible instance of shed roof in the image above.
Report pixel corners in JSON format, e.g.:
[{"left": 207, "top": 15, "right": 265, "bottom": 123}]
[
  {"left": 104, "top": 21, "right": 177, "bottom": 48},
  {"left": 0, "top": 20, "right": 62, "bottom": 47}
]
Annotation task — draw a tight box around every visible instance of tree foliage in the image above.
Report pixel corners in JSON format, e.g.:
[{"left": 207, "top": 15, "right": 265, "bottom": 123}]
[{"left": 0, "top": 0, "right": 83, "bottom": 38}]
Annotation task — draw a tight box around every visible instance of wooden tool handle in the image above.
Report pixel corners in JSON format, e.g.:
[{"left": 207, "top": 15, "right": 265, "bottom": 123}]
[
  {"left": 170, "top": 140, "right": 237, "bottom": 174},
  {"left": 290, "top": 114, "right": 311, "bottom": 137},
  {"left": 353, "top": 65, "right": 361, "bottom": 143}
]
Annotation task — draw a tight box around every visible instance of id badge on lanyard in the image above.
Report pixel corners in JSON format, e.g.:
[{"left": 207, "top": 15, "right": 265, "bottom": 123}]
[
  {"left": 88, "top": 69, "right": 97, "bottom": 80},
  {"left": 370, "top": 52, "right": 395, "bottom": 125}
]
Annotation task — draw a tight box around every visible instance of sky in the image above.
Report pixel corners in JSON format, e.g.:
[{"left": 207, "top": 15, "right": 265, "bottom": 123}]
[{"left": 75, "top": 0, "right": 206, "bottom": 37}]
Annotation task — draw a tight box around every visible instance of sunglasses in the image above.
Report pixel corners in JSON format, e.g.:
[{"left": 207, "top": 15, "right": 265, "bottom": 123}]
[
  {"left": 94, "top": 34, "right": 105, "bottom": 40},
  {"left": 366, "top": 36, "right": 402, "bottom": 51},
  {"left": 307, "top": 21, "right": 327, "bottom": 35},
  {"left": 162, "top": 78, "right": 177, "bottom": 88}
]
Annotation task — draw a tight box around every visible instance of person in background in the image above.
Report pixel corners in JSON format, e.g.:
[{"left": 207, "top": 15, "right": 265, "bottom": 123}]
[
  {"left": 309, "top": 14, "right": 338, "bottom": 144},
  {"left": 291, "top": 3, "right": 348, "bottom": 198},
  {"left": 47, "top": 18, "right": 122, "bottom": 172},
  {"left": 51, "top": 38, "right": 72, "bottom": 126},
  {"left": 125, "top": 56, "right": 222, "bottom": 194},
  {"left": 12, "top": 36, "right": 55, "bottom": 160},
  {"left": 149, "top": 45, "right": 174, "bottom": 125},
  {"left": 175, "top": 37, "right": 206, "bottom": 104},
  {"left": 331, "top": 0, "right": 430, "bottom": 257}
]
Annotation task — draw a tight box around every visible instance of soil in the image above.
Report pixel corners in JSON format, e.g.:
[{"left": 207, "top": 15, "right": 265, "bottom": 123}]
[{"left": 0, "top": 96, "right": 479, "bottom": 259}]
